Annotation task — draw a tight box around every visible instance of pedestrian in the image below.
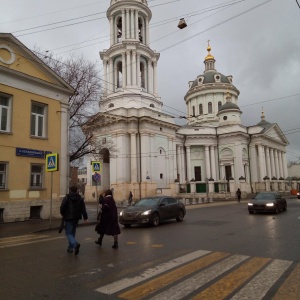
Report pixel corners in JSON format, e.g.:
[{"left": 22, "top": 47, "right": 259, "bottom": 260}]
[
  {"left": 128, "top": 191, "right": 133, "bottom": 206},
  {"left": 60, "top": 185, "right": 88, "bottom": 255},
  {"left": 236, "top": 188, "right": 241, "bottom": 202},
  {"left": 95, "top": 189, "right": 121, "bottom": 249}
]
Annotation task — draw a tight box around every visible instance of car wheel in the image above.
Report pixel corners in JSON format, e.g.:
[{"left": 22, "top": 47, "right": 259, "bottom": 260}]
[
  {"left": 283, "top": 204, "right": 287, "bottom": 212},
  {"left": 249, "top": 211, "right": 253, "bottom": 214},
  {"left": 274, "top": 206, "right": 279, "bottom": 214},
  {"left": 176, "top": 210, "right": 184, "bottom": 222},
  {"left": 152, "top": 213, "right": 160, "bottom": 226},
  {"left": 124, "top": 224, "right": 131, "bottom": 228}
]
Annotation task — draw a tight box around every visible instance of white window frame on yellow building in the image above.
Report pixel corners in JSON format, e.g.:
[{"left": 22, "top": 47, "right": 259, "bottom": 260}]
[
  {"left": 31, "top": 101, "right": 48, "bottom": 138},
  {"left": 30, "top": 164, "right": 44, "bottom": 189},
  {"left": 0, "top": 93, "right": 12, "bottom": 133},
  {"left": 0, "top": 162, "right": 8, "bottom": 189}
]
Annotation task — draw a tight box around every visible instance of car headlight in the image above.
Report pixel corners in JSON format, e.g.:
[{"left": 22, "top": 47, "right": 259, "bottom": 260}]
[
  {"left": 119, "top": 211, "right": 123, "bottom": 216},
  {"left": 297, "top": 192, "right": 300, "bottom": 196},
  {"left": 141, "top": 210, "right": 151, "bottom": 216},
  {"left": 248, "top": 203, "right": 253, "bottom": 206},
  {"left": 266, "top": 203, "right": 274, "bottom": 207}
]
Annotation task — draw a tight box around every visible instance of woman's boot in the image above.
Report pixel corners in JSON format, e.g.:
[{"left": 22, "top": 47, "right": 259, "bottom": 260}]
[
  {"left": 95, "top": 236, "right": 103, "bottom": 246},
  {"left": 112, "top": 241, "right": 118, "bottom": 249}
]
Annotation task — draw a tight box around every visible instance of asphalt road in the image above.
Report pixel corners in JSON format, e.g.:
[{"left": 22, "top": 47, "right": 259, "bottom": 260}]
[{"left": 1, "top": 198, "right": 300, "bottom": 299}]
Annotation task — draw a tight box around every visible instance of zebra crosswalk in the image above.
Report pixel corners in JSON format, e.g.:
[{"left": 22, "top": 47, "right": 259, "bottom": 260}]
[
  {"left": 95, "top": 250, "right": 300, "bottom": 299},
  {"left": 0, "top": 234, "right": 63, "bottom": 248}
]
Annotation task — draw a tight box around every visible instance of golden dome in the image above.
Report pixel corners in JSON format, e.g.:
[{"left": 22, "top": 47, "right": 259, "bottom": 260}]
[{"left": 205, "top": 41, "right": 214, "bottom": 60}]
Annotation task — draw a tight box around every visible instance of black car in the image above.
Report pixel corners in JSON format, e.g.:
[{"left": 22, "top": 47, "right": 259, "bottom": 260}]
[
  {"left": 119, "top": 196, "right": 186, "bottom": 227},
  {"left": 248, "top": 192, "right": 287, "bottom": 214},
  {"left": 297, "top": 191, "right": 300, "bottom": 199}
]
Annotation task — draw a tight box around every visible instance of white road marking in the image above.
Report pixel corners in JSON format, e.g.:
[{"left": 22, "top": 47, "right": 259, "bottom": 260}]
[
  {"left": 0, "top": 235, "right": 64, "bottom": 248},
  {"left": 231, "top": 259, "right": 292, "bottom": 300},
  {"left": 149, "top": 254, "right": 249, "bottom": 300},
  {"left": 95, "top": 249, "right": 211, "bottom": 294}
]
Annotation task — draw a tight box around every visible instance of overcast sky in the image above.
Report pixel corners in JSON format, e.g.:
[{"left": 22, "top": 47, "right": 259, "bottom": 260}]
[{"left": 1, "top": 0, "right": 300, "bottom": 162}]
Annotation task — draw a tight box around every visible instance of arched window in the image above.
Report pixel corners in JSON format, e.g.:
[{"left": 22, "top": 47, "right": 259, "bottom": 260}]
[
  {"left": 108, "top": 103, "right": 114, "bottom": 108},
  {"left": 218, "top": 101, "right": 222, "bottom": 111},
  {"left": 116, "top": 17, "right": 122, "bottom": 43},
  {"left": 192, "top": 106, "right": 195, "bottom": 117},
  {"left": 140, "top": 62, "right": 147, "bottom": 89},
  {"left": 199, "top": 104, "right": 203, "bottom": 115},
  {"left": 138, "top": 17, "right": 145, "bottom": 43},
  {"left": 150, "top": 104, "right": 155, "bottom": 108},
  {"left": 116, "top": 61, "right": 122, "bottom": 88},
  {"left": 208, "top": 102, "right": 212, "bottom": 114}
]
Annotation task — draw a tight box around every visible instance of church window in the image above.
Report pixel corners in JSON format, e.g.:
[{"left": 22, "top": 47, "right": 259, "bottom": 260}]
[
  {"left": 140, "top": 61, "right": 147, "bottom": 90},
  {"left": 218, "top": 101, "right": 222, "bottom": 111},
  {"left": 102, "top": 138, "right": 106, "bottom": 144},
  {"left": 199, "top": 104, "right": 203, "bottom": 115},
  {"left": 192, "top": 106, "right": 195, "bottom": 117},
  {"left": 116, "top": 61, "right": 123, "bottom": 89},
  {"left": 108, "top": 103, "right": 114, "bottom": 108},
  {"left": 160, "top": 173, "right": 163, "bottom": 179},
  {"left": 138, "top": 17, "right": 145, "bottom": 43},
  {"left": 160, "top": 127, "right": 162, "bottom": 131},
  {"left": 223, "top": 116, "right": 227, "bottom": 120},
  {"left": 116, "top": 17, "right": 122, "bottom": 43},
  {"left": 208, "top": 102, "right": 212, "bottom": 114},
  {"left": 150, "top": 104, "right": 155, "bottom": 108}
]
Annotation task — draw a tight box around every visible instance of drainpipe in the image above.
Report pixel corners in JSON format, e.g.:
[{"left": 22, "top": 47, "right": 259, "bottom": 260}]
[
  {"left": 247, "top": 127, "right": 254, "bottom": 194},
  {"left": 138, "top": 116, "right": 142, "bottom": 200}
]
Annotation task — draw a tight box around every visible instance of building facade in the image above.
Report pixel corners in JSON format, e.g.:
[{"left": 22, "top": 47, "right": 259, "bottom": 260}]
[
  {"left": 85, "top": 0, "right": 289, "bottom": 203},
  {"left": 0, "top": 33, "right": 74, "bottom": 222}
]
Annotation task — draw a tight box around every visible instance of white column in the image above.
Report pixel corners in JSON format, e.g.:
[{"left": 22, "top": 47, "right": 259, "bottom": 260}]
[
  {"left": 153, "top": 61, "right": 157, "bottom": 96},
  {"left": 103, "top": 60, "right": 108, "bottom": 94},
  {"left": 126, "top": 9, "right": 130, "bottom": 39},
  {"left": 137, "top": 54, "right": 140, "bottom": 88},
  {"left": 147, "top": 59, "right": 152, "bottom": 93},
  {"left": 122, "top": 53, "right": 126, "bottom": 87},
  {"left": 135, "top": 10, "right": 139, "bottom": 40},
  {"left": 145, "top": 17, "right": 150, "bottom": 45},
  {"left": 270, "top": 148, "right": 275, "bottom": 178},
  {"left": 274, "top": 150, "right": 280, "bottom": 179},
  {"left": 109, "top": 16, "right": 114, "bottom": 45},
  {"left": 278, "top": 151, "right": 283, "bottom": 178},
  {"left": 265, "top": 146, "right": 271, "bottom": 177},
  {"left": 250, "top": 144, "right": 258, "bottom": 182},
  {"left": 130, "top": 133, "right": 137, "bottom": 182},
  {"left": 283, "top": 152, "right": 288, "bottom": 179},
  {"left": 108, "top": 59, "right": 113, "bottom": 94},
  {"left": 210, "top": 146, "right": 216, "bottom": 180},
  {"left": 168, "top": 138, "right": 173, "bottom": 183},
  {"left": 122, "top": 9, "right": 125, "bottom": 41},
  {"left": 177, "top": 145, "right": 182, "bottom": 183},
  {"left": 141, "top": 133, "right": 150, "bottom": 181},
  {"left": 130, "top": 9, "right": 134, "bottom": 38},
  {"left": 262, "top": 146, "right": 267, "bottom": 178},
  {"left": 186, "top": 146, "right": 191, "bottom": 181},
  {"left": 258, "top": 144, "right": 264, "bottom": 181},
  {"left": 181, "top": 146, "right": 186, "bottom": 182},
  {"left": 132, "top": 50, "right": 137, "bottom": 86},
  {"left": 205, "top": 146, "right": 211, "bottom": 179},
  {"left": 215, "top": 147, "right": 219, "bottom": 180},
  {"left": 126, "top": 50, "right": 131, "bottom": 85}
]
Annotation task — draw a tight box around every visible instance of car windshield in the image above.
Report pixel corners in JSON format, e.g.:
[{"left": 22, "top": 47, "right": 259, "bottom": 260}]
[
  {"left": 135, "top": 198, "right": 160, "bottom": 206},
  {"left": 255, "top": 193, "right": 276, "bottom": 200}
]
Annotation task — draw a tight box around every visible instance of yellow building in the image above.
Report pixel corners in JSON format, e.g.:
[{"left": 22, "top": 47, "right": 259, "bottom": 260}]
[{"left": 0, "top": 33, "right": 74, "bottom": 222}]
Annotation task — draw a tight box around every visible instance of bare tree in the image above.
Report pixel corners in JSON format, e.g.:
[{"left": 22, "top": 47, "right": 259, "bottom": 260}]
[{"left": 34, "top": 49, "right": 103, "bottom": 163}]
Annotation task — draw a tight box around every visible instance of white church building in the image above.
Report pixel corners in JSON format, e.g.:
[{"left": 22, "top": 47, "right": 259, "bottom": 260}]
[{"left": 85, "top": 0, "right": 290, "bottom": 203}]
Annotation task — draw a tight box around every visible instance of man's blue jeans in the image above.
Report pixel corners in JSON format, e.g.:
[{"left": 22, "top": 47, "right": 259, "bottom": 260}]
[{"left": 64, "top": 220, "right": 79, "bottom": 250}]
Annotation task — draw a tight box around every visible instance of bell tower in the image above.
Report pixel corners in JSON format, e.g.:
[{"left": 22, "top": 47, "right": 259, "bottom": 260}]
[{"left": 100, "top": 0, "right": 162, "bottom": 112}]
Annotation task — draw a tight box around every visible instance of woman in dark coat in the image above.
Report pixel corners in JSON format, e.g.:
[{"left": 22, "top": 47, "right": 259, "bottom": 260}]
[{"left": 95, "top": 189, "right": 120, "bottom": 249}]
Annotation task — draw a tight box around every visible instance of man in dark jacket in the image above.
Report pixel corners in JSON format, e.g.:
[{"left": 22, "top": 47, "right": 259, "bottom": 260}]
[{"left": 60, "top": 185, "right": 88, "bottom": 255}]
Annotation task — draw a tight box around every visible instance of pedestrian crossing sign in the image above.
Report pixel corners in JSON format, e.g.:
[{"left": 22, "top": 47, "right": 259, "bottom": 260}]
[
  {"left": 92, "top": 161, "right": 101, "bottom": 172},
  {"left": 46, "top": 153, "right": 59, "bottom": 172}
]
